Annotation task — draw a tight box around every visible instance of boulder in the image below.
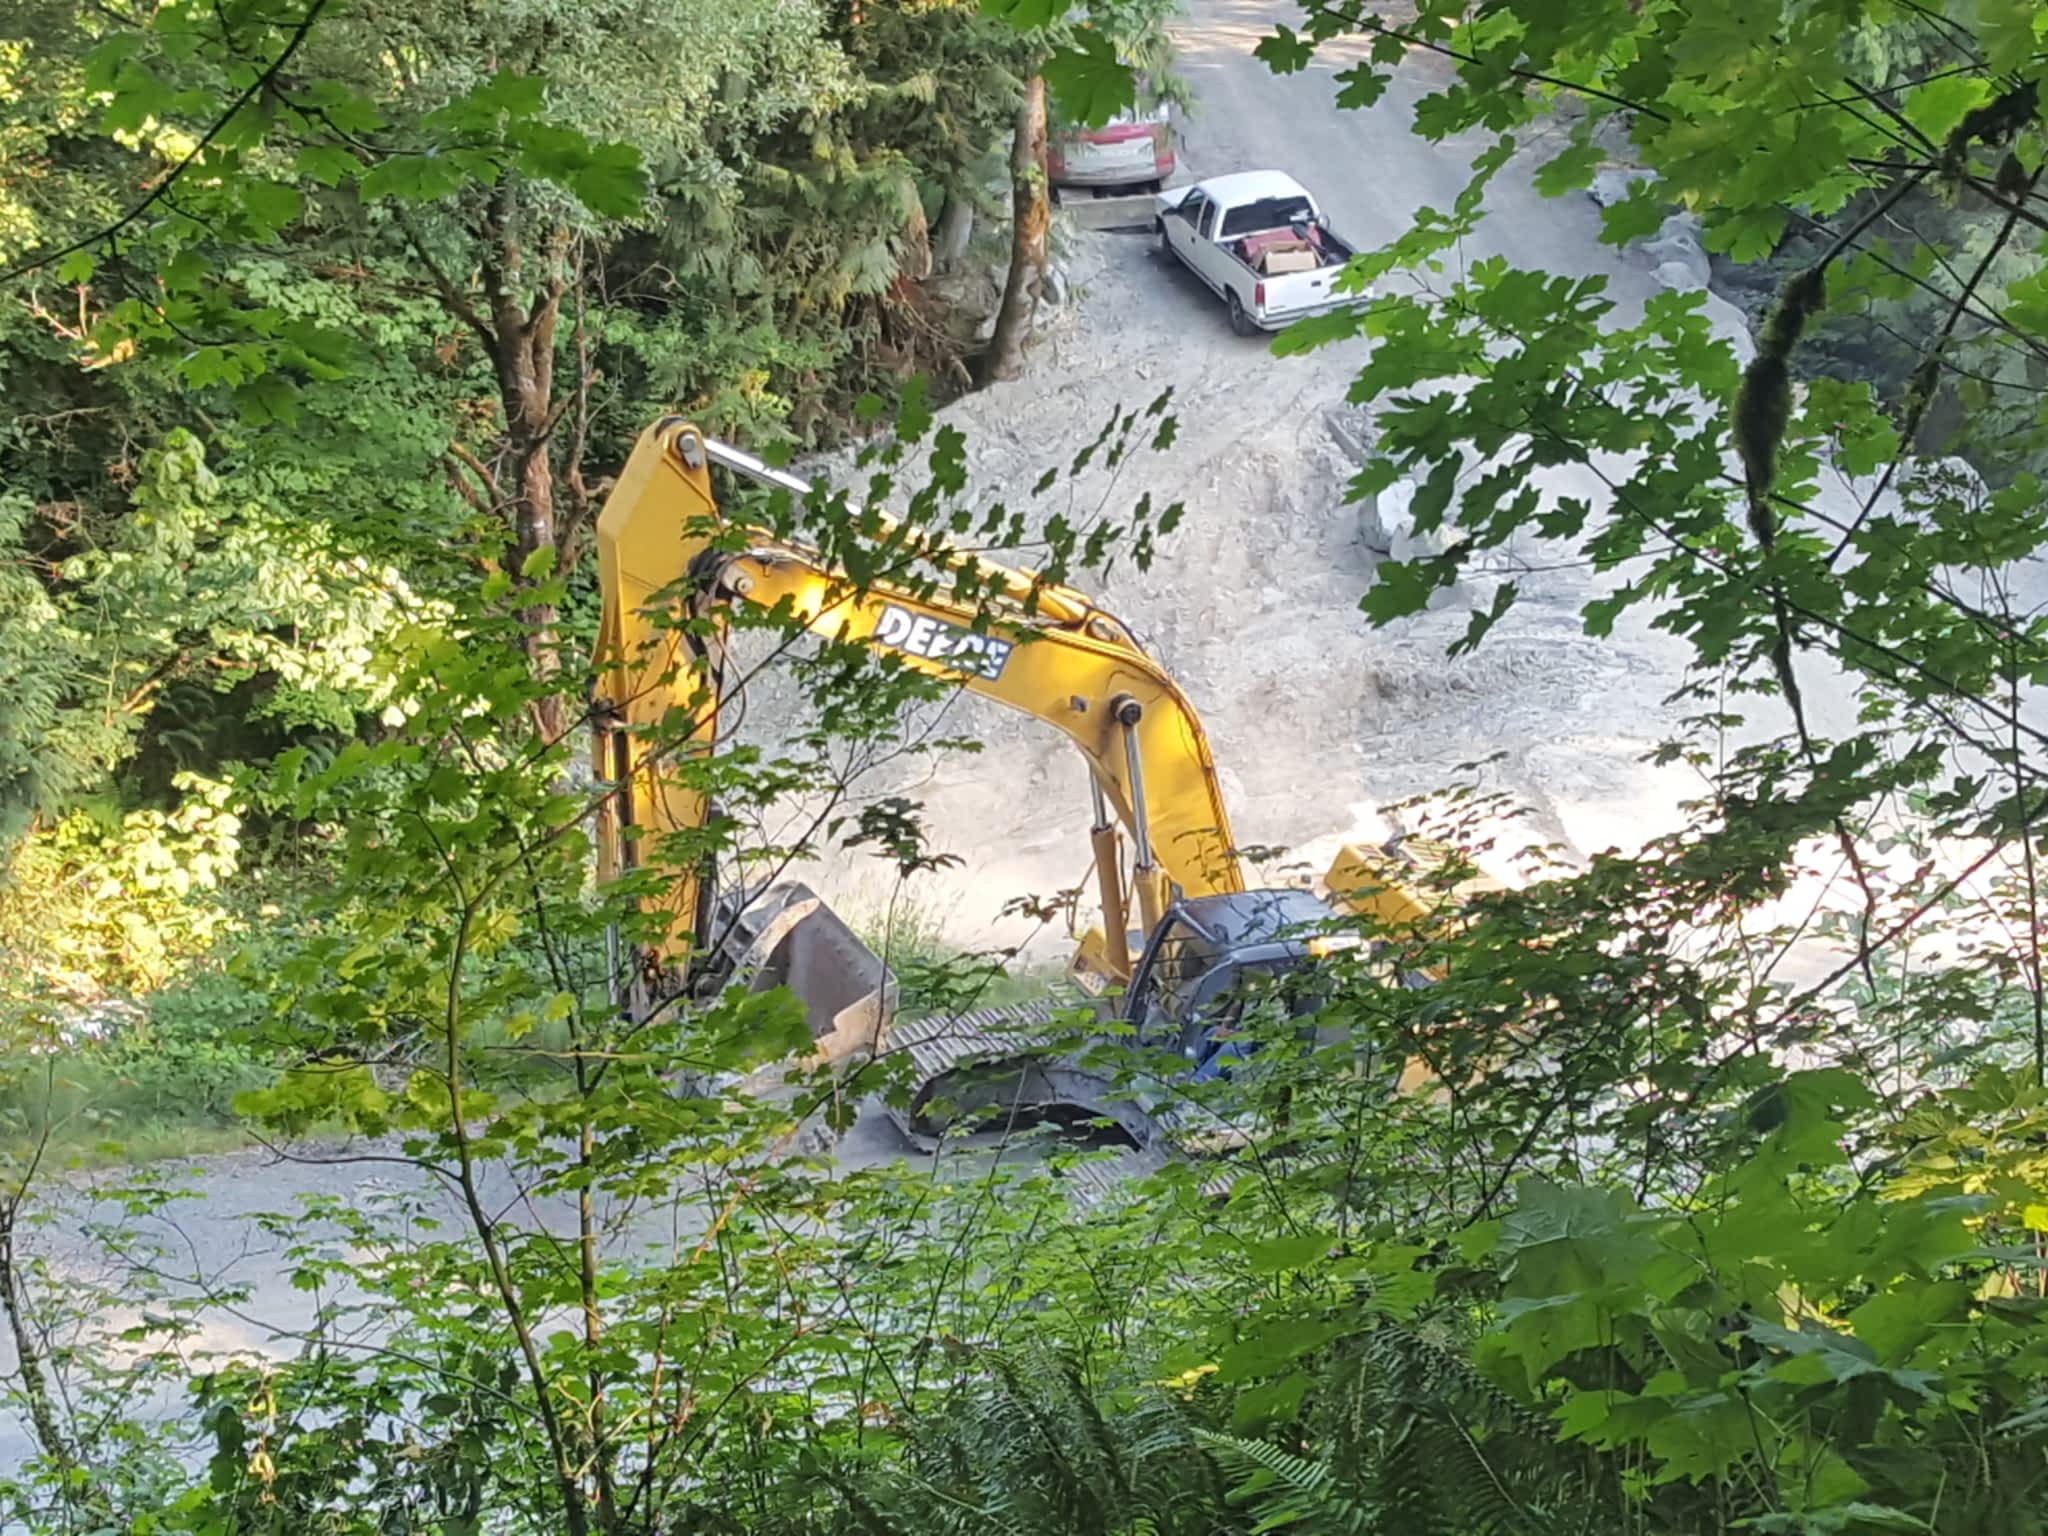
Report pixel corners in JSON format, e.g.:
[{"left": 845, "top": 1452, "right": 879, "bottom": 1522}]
[
  {"left": 1588, "top": 165, "right": 1653, "bottom": 209},
  {"left": 933, "top": 195, "right": 974, "bottom": 272},
  {"left": 1322, "top": 400, "right": 1373, "bottom": 470},
  {"left": 1372, "top": 476, "right": 1454, "bottom": 564},
  {"left": 1357, "top": 486, "right": 1389, "bottom": 553},
  {"left": 1359, "top": 475, "right": 1408, "bottom": 557},
  {"left": 1642, "top": 212, "right": 1710, "bottom": 289},
  {"left": 1043, "top": 262, "right": 1071, "bottom": 310},
  {"left": 1899, "top": 455, "right": 1989, "bottom": 523},
  {"left": 1701, "top": 290, "right": 1758, "bottom": 366}
]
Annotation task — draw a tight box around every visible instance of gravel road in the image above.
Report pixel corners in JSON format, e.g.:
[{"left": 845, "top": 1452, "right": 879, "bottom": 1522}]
[{"left": 0, "top": 1110, "right": 927, "bottom": 1476}]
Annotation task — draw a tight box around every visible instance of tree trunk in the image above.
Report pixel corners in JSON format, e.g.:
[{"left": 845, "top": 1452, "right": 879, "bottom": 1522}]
[
  {"left": 1, "top": 1192, "right": 112, "bottom": 1526},
  {"left": 985, "top": 74, "right": 1048, "bottom": 385},
  {"left": 472, "top": 191, "right": 571, "bottom": 737},
  {"left": 514, "top": 444, "right": 565, "bottom": 735},
  {"left": 406, "top": 202, "right": 594, "bottom": 737}
]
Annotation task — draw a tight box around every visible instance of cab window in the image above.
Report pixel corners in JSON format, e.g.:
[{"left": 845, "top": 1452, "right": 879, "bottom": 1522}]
[
  {"left": 1179, "top": 962, "right": 1326, "bottom": 1070},
  {"left": 1220, "top": 195, "right": 1315, "bottom": 238},
  {"left": 1130, "top": 916, "right": 1217, "bottom": 1046}
]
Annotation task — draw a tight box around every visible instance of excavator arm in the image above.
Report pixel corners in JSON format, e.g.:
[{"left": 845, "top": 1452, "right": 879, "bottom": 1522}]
[{"left": 591, "top": 418, "right": 1245, "bottom": 993}]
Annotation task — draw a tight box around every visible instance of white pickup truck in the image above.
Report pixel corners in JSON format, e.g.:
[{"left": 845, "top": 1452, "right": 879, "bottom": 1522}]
[{"left": 1154, "top": 170, "right": 1359, "bottom": 335}]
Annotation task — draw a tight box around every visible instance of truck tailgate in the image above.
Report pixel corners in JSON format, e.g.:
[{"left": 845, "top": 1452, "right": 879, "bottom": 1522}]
[{"left": 1263, "top": 266, "right": 1343, "bottom": 316}]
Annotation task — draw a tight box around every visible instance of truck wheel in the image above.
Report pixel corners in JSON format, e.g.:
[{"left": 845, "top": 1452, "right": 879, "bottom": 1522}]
[{"left": 1226, "top": 291, "right": 1256, "bottom": 337}]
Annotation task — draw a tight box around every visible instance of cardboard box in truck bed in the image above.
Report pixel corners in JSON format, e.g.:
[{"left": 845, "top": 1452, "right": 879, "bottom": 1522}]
[{"left": 1257, "top": 244, "right": 1319, "bottom": 274}]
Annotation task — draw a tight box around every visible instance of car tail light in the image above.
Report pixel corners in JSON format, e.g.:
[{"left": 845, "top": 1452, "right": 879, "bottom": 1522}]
[{"left": 1254, "top": 281, "right": 1266, "bottom": 310}]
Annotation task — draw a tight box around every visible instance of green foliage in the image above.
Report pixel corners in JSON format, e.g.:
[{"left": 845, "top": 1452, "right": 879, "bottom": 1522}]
[
  {"left": 0, "top": 430, "right": 412, "bottom": 836},
  {"left": 851, "top": 894, "right": 1069, "bottom": 1014},
  {"left": 1045, "top": 26, "right": 1138, "bottom": 126},
  {"left": 0, "top": 977, "right": 279, "bottom": 1165},
  {"left": 0, "top": 847, "right": 308, "bottom": 1163},
  {"left": 849, "top": 1348, "right": 1236, "bottom": 1536},
  {"left": 0, "top": 774, "right": 244, "bottom": 1001},
  {"left": 11, "top": 6, "right": 2048, "bottom": 1536}
]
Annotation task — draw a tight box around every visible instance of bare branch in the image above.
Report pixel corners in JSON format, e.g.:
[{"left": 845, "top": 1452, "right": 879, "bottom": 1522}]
[{"left": 1826, "top": 167, "right": 2040, "bottom": 568}]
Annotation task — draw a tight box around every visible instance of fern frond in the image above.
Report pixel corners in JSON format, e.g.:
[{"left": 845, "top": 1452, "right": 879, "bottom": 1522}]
[{"left": 1195, "top": 1429, "right": 1369, "bottom": 1535}]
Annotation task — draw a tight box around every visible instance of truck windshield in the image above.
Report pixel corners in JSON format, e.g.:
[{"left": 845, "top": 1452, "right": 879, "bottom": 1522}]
[{"left": 1220, "top": 196, "right": 1315, "bottom": 237}]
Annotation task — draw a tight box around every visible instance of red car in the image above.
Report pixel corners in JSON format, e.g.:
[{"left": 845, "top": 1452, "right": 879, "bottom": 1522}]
[{"left": 1049, "top": 98, "right": 1177, "bottom": 193}]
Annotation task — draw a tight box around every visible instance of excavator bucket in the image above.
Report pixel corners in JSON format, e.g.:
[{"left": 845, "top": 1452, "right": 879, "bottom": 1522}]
[{"left": 712, "top": 882, "right": 897, "bottom": 1073}]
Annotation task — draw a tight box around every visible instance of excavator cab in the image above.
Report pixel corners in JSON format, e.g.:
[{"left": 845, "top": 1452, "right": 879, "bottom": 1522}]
[{"left": 1124, "top": 887, "right": 1340, "bottom": 1077}]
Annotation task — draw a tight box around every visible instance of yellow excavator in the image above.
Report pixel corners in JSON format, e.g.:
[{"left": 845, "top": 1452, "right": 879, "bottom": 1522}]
[{"left": 589, "top": 418, "right": 1485, "bottom": 1155}]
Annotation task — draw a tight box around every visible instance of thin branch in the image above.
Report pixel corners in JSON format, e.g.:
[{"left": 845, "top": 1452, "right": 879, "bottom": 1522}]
[
  {"left": 1815, "top": 167, "right": 1931, "bottom": 268},
  {"left": 396, "top": 208, "right": 497, "bottom": 347},
  {"left": 447, "top": 439, "right": 501, "bottom": 499},
  {"left": 0, "top": 0, "right": 334, "bottom": 285},
  {"left": 1826, "top": 167, "right": 2038, "bottom": 567},
  {"left": 1298, "top": 0, "right": 1672, "bottom": 122},
  {"left": 1854, "top": 158, "right": 2048, "bottom": 238},
  {"left": 1534, "top": 425, "right": 2048, "bottom": 763},
  {"left": 1892, "top": 0, "right": 1989, "bottom": 66},
  {"left": 441, "top": 902, "right": 594, "bottom": 1535}
]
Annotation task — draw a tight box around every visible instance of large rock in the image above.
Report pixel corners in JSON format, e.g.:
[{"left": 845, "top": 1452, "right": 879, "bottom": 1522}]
[
  {"left": 1364, "top": 476, "right": 1410, "bottom": 558},
  {"left": 1701, "top": 290, "right": 1758, "bottom": 366},
  {"left": 933, "top": 196, "right": 974, "bottom": 272},
  {"left": 969, "top": 265, "right": 1071, "bottom": 341},
  {"left": 1356, "top": 485, "right": 1388, "bottom": 553},
  {"left": 1588, "top": 165, "right": 1653, "bottom": 209},
  {"left": 1368, "top": 476, "right": 1456, "bottom": 564},
  {"left": 1322, "top": 399, "right": 1373, "bottom": 472},
  {"left": 1898, "top": 455, "right": 1989, "bottom": 524},
  {"left": 1642, "top": 212, "right": 1710, "bottom": 290}
]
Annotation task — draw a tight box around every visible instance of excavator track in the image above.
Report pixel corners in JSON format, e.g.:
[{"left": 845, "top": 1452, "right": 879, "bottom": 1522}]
[
  {"left": 885, "top": 1001, "right": 1179, "bottom": 1211},
  {"left": 883, "top": 1001, "right": 1151, "bottom": 1152},
  {"left": 702, "top": 888, "right": 1371, "bottom": 1210},
  {"left": 882, "top": 1000, "right": 1250, "bottom": 1185},
  {"left": 887, "top": 1002, "right": 1065, "bottom": 1088}
]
